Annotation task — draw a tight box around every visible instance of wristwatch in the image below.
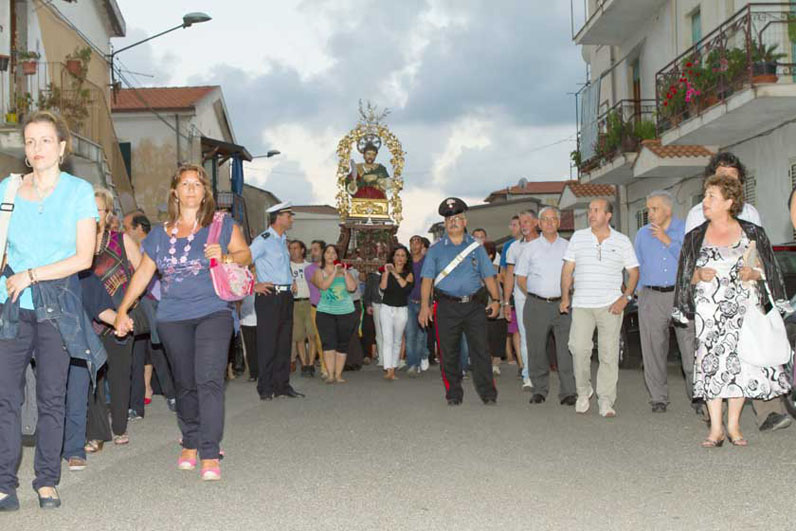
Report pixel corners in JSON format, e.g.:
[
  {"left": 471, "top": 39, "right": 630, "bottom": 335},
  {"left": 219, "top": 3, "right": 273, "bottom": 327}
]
[{"left": 625, "top": 295, "right": 632, "bottom": 302}]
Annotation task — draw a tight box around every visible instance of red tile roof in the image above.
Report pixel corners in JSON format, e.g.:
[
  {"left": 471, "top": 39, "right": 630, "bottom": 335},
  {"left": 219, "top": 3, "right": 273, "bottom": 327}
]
[
  {"left": 292, "top": 205, "right": 339, "bottom": 215},
  {"left": 485, "top": 180, "right": 570, "bottom": 201},
  {"left": 112, "top": 86, "right": 217, "bottom": 112},
  {"left": 567, "top": 182, "right": 615, "bottom": 197},
  {"left": 640, "top": 139, "right": 714, "bottom": 159}
]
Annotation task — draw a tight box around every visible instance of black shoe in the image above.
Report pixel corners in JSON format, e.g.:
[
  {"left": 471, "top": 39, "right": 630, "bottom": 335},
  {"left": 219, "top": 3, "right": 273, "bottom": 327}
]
[
  {"left": 482, "top": 398, "right": 497, "bottom": 406},
  {"left": 308, "top": 366, "right": 316, "bottom": 378},
  {"left": 37, "top": 487, "right": 61, "bottom": 509},
  {"left": 166, "top": 398, "right": 177, "bottom": 412},
  {"left": 560, "top": 395, "right": 577, "bottom": 406},
  {"left": 0, "top": 491, "right": 19, "bottom": 512},
  {"left": 276, "top": 388, "right": 305, "bottom": 398},
  {"left": 447, "top": 398, "right": 462, "bottom": 406},
  {"left": 248, "top": 376, "right": 257, "bottom": 382},
  {"left": 651, "top": 402, "right": 668, "bottom": 413},
  {"left": 759, "top": 412, "right": 793, "bottom": 432},
  {"left": 529, "top": 394, "right": 546, "bottom": 404},
  {"left": 127, "top": 409, "right": 143, "bottom": 421},
  {"left": 260, "top": 393, "right": 274, "bottom": 401}
]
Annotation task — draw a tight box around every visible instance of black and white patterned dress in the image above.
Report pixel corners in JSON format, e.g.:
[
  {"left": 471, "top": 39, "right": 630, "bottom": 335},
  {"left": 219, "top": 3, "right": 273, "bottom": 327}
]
[{"left": 693, "top": 235, "right": 790, "bottom": 400}]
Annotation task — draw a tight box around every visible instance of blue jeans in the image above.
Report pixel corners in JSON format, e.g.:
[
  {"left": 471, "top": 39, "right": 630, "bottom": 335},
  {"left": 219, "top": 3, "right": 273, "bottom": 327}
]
[
  {"left": 405, "top": 301, "right": 428, "bottom": 368},
  {"left": 63, "top": 360, "right": 90, "bottom": 460}
]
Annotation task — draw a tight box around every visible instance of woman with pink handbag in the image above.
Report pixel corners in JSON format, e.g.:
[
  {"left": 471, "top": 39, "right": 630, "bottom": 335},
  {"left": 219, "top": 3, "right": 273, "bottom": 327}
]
[{"left": 113, "top": 164, "right": 251, "bottom": 481}]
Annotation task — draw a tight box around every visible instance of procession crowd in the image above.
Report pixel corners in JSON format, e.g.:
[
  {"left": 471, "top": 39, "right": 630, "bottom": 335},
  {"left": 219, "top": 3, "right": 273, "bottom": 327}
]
[{"left": 0, "top": 110, "right": 794, "bottom": 513}]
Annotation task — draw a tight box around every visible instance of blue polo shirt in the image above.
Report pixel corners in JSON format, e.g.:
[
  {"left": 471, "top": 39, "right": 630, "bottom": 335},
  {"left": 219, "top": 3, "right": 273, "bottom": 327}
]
[
  {"left": 499, "top": 238, "right": 516, "bottom": 269},
  {"left": 249, "top": 226, "right": 291, "bottom": 285},
  {"left": 421, "top": 233, "right": 495, "bottom": 297},
  {"left": 634, "top": 217, "right": 684, "bottom": 288}
]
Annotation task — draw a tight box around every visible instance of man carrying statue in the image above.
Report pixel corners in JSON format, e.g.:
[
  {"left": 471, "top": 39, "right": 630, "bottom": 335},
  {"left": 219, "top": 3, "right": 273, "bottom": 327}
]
[{"left": 346, "top": 142, "right": 391, "bottom": 199}]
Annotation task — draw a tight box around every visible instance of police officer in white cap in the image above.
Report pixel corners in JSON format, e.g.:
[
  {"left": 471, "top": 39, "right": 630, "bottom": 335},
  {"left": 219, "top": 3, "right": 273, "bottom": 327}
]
[
  {"left": 249, "top": 202, "right": 305, "bottom": 399},
  {"left": 419, "top": 197, "right": 501, "bottom": 405}
]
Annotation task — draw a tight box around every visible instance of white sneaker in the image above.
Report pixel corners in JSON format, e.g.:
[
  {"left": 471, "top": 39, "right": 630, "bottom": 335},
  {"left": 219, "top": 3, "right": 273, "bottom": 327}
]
[
  {"left": 492, "top": 365, "right": 501, "bottom": 376},
  {"left": 522, "top": 377, "right": 533, "bottom": 391},
  {"left": 598, "top": 400, "right": 616, "bottom": 418},
  {"left": 398, "top": 359, "right": 407, "bottom": 370},
  {"left": 420, "top": 359, "right": 429, "bottom": 371},
  {"left": 575, "top": 396, "right": 590, "bottom": 414}
]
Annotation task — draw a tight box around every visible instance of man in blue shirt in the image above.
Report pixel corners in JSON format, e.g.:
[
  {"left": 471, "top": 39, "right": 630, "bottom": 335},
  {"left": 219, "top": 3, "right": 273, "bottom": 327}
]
[
  {"left": 419, "top": 197, "right": 501, "bottom": 405},
  {"left": 249, "top": 202, "right": 304, "bottom": 400},
  {"left": 634, "top": 190, "right": 691, "bottom": 413}
]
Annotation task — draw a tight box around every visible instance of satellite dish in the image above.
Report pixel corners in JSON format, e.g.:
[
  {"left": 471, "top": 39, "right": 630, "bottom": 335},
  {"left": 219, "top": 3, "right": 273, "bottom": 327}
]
[{"left": 518, "top": 178, "right": 528, "bottom": 187}]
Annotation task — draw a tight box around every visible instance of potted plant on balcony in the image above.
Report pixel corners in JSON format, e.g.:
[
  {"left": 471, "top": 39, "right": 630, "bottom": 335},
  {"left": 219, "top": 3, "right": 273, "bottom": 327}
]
[
  {"left": 751, "top": 41, "right": 786, "bottom": 84},
  {"left": 632, "top": 119, "right": 657, "bottom": 143},
  {"left": 602, "top": 110, "right": 625, "bottom": 160},
  {"left": 570, "top": 149, "right": 582, "bottom": 169},
  {"left": 14, "top": 92, "right": 33, "bottom": 121},
  {"left": 18, "top": 51, "right": 39, "bottom": 76},
  {"left": 65, "top": 46, "right": 91, "bottom": 77}
]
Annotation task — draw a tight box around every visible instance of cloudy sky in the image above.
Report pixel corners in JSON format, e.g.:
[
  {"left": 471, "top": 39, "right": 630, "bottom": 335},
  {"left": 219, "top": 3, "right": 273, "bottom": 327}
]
[{"left": 113, "top": 0, "right": 584, "bottom": 240}]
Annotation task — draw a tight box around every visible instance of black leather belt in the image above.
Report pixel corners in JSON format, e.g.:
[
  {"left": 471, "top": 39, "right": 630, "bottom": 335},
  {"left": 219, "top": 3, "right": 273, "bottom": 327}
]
[
  {"left": 647, "top": 285, "right": 674, "bottom": 293},
  {"left": 528, "top": 292, "right": 561, "bottom": 303},
  {"left": 293, "top": 297, "right": 309, "bottom": 301},
  {"left": 434, "top": 288, "right": 485, "bottom": 304}
]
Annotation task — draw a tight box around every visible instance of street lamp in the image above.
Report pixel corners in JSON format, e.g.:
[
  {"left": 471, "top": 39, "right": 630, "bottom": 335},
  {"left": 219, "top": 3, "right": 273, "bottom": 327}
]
[
  {"left": 108, "top": 12, "right": 212, "bottom": 92},
  {"left": 250, "top": 150, "right": 282, "bottom": 159}
]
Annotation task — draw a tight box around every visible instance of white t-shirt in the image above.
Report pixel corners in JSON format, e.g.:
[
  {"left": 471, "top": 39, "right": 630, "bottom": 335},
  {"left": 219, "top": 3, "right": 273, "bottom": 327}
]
[
  {"left": 290, "top": 261, "right": 311, "bottom": 299},
  {"left": 507, "top": 236, "right": 537, "bottom": 298},
  {"left": 684, "top": 202, "right": 761, "bottom": 233},
  {"left": 514, "top": 235, "right": 569, "bottom": 299},
  {"left": 563, "top": 227, "right": 639, "bottom": 308}
]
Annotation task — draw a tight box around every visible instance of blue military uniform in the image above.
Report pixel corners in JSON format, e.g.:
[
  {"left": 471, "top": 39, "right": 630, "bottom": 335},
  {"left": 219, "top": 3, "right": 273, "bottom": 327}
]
[
  {"left": 248, "top": 202, "right": 303, "bottom": 399},
  {"left": 421, "top": 197, "right": 498, "bottom": 405}
]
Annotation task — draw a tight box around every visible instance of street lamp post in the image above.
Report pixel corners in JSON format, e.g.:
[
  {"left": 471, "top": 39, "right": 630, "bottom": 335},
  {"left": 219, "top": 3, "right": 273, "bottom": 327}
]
[
  {"left": 250, "top": 150, "right": 282, "bottom": 159},
  {"left": 108, "top": 12, "right": 212, "bottom": 93}
]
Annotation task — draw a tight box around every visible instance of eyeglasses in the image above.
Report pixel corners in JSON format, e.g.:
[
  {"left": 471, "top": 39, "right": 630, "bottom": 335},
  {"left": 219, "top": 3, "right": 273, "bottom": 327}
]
[{"left": 446, "top": 215, "right": 465, "bottom": 224}]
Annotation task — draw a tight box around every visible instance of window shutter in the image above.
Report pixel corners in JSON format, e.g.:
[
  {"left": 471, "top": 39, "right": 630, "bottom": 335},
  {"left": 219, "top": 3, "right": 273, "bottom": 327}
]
[
  {"left": 636, "top": 208, "right": 649, "bottom": 229},
  {"left": 743, "top": 174, "right": 756, "bottom": 207}
]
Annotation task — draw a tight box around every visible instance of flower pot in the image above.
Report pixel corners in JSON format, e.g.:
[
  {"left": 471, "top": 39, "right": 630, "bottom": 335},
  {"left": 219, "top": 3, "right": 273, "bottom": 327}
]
[
  {"left": 5, "top": 112, "right": 17, "bottom": 124},
  {"left": 65, "top": 59, "right": 82, "bottom": 76},
  {"left": 21, "top": 60, "right": 37, "bottom": 75},
  {"left": 620, "top": 136, "right": 639, "bottom": 153},
  {"left": 752, "top": 73, "right": 778, "bottom": 84}
]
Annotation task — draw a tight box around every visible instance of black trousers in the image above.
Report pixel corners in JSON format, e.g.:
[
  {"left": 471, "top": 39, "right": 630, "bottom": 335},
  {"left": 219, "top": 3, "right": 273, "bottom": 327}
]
[
  {"left": 130, "top": 335, "right": 176, "bottom": 416},
  {"left": 87, "top": 335, "right": 132, "bottom": 439},
  {"left": 241, "top": 325, "right": 257, "bottom": 379},
  {"left": 158, "top": 311, "right": 232, "bottom": 460},
  {"left": 255, "top": 292, "right": 294, "bottom": 397},
  {"left": 0, "top": 312, "right": 69, "bottom": 495},
  {"left": 434, "top": 299, "right": 496, "bottom": 402}
]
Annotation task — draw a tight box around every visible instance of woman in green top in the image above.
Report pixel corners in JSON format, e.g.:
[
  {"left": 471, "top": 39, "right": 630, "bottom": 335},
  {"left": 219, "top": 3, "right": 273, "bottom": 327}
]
[{"left": 311, "top": 244, "right": 358, "bottom": 383}]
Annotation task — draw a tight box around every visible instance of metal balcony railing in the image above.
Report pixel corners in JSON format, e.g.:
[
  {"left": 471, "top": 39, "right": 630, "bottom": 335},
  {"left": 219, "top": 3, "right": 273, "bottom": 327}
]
[
  {"left": 577, "top": 99, "right": 657, "bottom": 173},
  {"left": 655, "top": 3, "right": 796, "bottom": 135}
]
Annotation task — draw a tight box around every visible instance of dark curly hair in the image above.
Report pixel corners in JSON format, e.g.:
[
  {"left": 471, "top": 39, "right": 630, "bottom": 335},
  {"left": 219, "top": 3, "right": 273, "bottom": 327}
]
[
  {"left": 704, "top": 152, "right": 747, "bottom": 184},
  {"left": 704, "top": 173, "right": 744, "bottom": 218}
]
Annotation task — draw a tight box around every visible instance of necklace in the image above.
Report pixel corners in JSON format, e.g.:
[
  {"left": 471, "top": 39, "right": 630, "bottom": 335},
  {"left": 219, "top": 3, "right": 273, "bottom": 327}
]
[
  {"left": 31, "top": 175, "right": 58, "bottom": 214},
  {"left": 168, "top": 218, "right": 199, "bottom": 265}
]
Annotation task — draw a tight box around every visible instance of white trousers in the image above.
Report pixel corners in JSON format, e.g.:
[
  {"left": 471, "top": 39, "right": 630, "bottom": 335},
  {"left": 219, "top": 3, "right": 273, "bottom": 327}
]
[
  {"left": 372, "top": 303, "right": 384, "bottom": 363},
  {"left": 514, "top": 291, "right": 529, "bottom": 379},
  {"left": 379, "top": 304, "right": 408, "bottom": 370}
]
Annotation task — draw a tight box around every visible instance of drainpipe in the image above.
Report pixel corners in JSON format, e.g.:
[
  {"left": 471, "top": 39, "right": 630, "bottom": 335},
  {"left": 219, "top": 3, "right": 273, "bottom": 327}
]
[{"left": 175, "top": 114, "right": 180, "bottom": 163}]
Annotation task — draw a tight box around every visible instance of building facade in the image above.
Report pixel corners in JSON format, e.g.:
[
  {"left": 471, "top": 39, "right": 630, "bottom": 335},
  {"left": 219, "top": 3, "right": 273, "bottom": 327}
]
[{"left": 572, "top": 0, "right": 796, "bottom": 242}]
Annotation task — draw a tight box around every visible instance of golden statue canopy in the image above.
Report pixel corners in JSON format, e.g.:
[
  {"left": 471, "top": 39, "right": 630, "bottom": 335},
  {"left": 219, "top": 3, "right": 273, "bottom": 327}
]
[{"left": 335, "top": 101, "right": 405, "bottom": 224}]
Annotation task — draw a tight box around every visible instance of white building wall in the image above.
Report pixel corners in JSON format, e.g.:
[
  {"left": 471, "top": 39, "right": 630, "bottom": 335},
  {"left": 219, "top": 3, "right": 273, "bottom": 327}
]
[
  {"left": 288, "top": 214, "right": 340, "bottom": 248},
  {"left": 46, "top": 1, "right": 114, "bottom": 54}
]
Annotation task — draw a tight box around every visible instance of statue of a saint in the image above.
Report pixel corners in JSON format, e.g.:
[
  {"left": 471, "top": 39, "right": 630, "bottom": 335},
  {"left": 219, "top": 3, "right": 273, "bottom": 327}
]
[{"left": 345, "top": 142, "right": 391, "bottom": 199}]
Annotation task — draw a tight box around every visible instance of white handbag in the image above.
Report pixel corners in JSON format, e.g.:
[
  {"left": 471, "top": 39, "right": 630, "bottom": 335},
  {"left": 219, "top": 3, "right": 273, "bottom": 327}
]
[{"left": 738, "top": 275, "right": 792, "bottom": 368}]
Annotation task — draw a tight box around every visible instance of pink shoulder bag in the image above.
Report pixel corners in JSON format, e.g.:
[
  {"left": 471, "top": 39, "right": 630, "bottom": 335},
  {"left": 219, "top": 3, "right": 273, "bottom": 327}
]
[{"left": 207, "top": 211, "right": 255, "bottom": 301}]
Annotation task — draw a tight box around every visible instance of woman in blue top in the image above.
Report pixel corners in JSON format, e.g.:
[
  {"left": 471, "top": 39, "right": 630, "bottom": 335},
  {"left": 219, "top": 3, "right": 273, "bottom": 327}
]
[
  {"left": 311, "top": 244, "right": 358, "bottom": 384},
  {"left": 0, "top": 111, "right": 99, "bottom": 511},
  {"left": 114, "top": 164, "right": 251, "bottom": 481}
]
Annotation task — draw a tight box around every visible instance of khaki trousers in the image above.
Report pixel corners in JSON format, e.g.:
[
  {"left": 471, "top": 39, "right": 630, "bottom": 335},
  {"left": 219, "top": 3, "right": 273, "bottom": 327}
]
[{"left": 568, "top": 306, "right": 622, "bottom": 406}]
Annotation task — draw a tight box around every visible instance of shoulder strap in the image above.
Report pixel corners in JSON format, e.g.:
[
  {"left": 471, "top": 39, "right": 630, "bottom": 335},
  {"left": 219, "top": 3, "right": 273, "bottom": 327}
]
[
  {"left": 434, "top": 240, "right": 481, "bottom": 286},
  {"left": 207, "top": 211, "right": 225, "bottom": 246},
  {"left": 0, "top": 174, "right": 23, "bottom": 265}
]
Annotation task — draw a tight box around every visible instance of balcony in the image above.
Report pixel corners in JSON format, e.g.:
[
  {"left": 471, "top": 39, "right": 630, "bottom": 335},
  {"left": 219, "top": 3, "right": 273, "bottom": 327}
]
[
  {"left": 572, "top": 0, "right": 668, "bottom": 45},
  {"left": 656, "top": 3, "right": 796, "bottom": 147},
  {"left": 0, "top": 60, "right": 136, "bottom": 211},
  {"left": 576, "top": 99, "right": 657, "bottom": 184}
]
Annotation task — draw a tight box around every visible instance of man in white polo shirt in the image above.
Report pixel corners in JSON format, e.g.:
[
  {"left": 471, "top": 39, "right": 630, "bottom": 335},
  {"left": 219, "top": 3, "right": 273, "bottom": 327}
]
[
  {"left": 560, "top": 199, "right": 639, "bottom": 417},
  {"left": 515, "top": 207, "right": 576, "bottom": 406}
]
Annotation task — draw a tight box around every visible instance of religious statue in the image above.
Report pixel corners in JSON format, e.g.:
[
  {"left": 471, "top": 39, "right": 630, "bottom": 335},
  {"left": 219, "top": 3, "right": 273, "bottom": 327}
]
[{"left": 345, "top": 142, "right": 391, "bottom": 199}]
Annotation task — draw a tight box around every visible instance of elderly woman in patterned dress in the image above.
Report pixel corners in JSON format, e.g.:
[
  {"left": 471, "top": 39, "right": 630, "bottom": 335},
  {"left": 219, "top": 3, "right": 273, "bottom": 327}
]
[{"left": 673, "top": 174, "right": 791, "bottom": 448}]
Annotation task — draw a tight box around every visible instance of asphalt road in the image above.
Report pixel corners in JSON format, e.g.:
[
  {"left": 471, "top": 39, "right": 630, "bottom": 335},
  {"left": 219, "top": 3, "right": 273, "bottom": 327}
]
[{"left": 5, "top": 362, "right": 796, "bottom": 530}]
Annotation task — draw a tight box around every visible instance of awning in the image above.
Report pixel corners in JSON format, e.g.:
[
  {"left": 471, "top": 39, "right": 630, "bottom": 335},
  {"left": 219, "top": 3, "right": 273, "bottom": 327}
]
[
  {"left": 201, "top": 137, "right": 252, "bottom": 165},
  {"left": 633, "top": 139, "right": 715, "bottom": 179}
]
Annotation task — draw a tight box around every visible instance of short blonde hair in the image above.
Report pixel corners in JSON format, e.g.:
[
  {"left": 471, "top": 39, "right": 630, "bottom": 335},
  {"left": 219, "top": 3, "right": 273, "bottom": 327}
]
[{"left": 93, "top": 186, "right": 115, "bottom": 228}]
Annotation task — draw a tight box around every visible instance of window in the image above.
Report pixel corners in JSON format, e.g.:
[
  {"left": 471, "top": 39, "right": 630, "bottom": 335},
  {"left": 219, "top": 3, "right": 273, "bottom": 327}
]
[
  {"left": 636, "top": 208, "right": 649, "bottom": 229},
  {"left": 743, "top": 174, "right": 756, "bottom": 207},
  {"left": 690, "top": 8, "right": 702, "bottom": 45}
]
